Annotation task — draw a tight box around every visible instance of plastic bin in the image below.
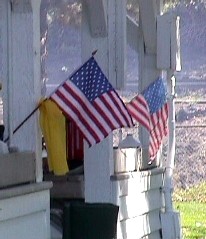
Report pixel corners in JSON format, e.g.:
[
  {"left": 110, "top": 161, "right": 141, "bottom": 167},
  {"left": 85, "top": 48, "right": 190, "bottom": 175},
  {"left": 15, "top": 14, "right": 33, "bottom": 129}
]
[{"left": 63, "top": 202, "right": 119, "bottom": 239}]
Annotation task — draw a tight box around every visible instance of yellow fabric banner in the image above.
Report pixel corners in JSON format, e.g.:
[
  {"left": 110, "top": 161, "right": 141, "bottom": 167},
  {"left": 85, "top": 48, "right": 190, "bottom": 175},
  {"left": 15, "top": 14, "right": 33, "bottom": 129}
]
[{"left": 39, "top": 99, "right": 69, "bottom": 175}]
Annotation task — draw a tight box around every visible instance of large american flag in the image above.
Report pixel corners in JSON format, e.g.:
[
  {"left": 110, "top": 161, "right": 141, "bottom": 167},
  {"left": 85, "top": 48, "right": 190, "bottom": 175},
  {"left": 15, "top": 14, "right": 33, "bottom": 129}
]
[
  {"left": 50, "top": 56, "right": 134, "bottom": 146},
  {"left": 127, "top": 78, "right": 168, "bottom": 160}
]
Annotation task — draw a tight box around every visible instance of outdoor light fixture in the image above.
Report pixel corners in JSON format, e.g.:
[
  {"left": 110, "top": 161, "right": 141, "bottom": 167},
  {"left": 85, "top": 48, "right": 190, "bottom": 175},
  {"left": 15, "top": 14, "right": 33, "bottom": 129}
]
[{"left": 114, "top": 133, "right": 142, "bottom": 174}]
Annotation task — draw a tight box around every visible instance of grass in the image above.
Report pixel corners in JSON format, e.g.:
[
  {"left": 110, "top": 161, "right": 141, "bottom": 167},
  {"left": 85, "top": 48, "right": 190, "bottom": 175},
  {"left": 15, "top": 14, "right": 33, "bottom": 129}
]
[{"left": 173, "top": 182, "right": 206, "bottom": 239}]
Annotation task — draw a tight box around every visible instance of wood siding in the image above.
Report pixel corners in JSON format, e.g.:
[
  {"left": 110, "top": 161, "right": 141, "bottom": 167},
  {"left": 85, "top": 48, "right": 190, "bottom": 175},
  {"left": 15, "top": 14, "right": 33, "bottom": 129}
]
[
  {"left": 0, "top": 183, "right": 51, "bottom": 239},
  {"left": 112, "top": 169, "right": 164, "bottom": 239}
]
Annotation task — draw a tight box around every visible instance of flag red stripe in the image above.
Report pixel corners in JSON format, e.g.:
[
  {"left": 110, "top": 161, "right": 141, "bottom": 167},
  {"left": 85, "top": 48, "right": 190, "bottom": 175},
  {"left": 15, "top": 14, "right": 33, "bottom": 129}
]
[
  {"left": 99, "top": 94, "right": 123, "bottom": 128},
  {"left": 93, "top": 100, "right": 118, "bottom": 130},
  {"left": 102, "top": 93, "right": 129, "bottom": 127},
  {"left": 50, "top": 56, "right": 134, "bottom": 146},
  {"left": 127, "top": 96, "right": 150, "bottom": 130},
  {"left": 149, "top": 103, "right": 169, "bottom": 158},
  {"left": 54, "top": 89, "right": 102, "bottom": 144},
  {"left": 63, "top": 83, "right": 109, "bottom": 137},
  {"left": 110, "top": 91, "right": 133, "bottom": 127},
  {"left": 131, "top": 96, "right": 150, "bottom": 122},
  {"left": 51, "top": 94, "right": 94, "bottom": 146}
]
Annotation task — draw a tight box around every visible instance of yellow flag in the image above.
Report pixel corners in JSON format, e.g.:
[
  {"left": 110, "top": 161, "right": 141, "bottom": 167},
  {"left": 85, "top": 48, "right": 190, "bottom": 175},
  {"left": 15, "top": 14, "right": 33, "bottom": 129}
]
[{"left": 39, "top": 99, "right": 69, "bottom": 175}]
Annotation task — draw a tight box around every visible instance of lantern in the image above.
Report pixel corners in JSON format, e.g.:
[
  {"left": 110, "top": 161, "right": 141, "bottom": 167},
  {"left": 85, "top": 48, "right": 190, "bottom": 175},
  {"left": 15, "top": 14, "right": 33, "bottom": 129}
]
[{"left": 114, "top": 133, "right": 142, "bottom": 174}]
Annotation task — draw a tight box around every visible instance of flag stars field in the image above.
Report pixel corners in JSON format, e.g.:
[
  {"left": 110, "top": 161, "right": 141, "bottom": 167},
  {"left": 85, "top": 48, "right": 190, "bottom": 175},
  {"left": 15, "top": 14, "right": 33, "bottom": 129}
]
[{"left": 50, "top": 56, "right": 133, "bottom": 146}]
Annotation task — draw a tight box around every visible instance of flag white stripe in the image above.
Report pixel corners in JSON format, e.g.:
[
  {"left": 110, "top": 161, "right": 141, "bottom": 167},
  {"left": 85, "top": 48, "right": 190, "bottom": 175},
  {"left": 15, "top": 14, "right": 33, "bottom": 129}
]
[
  {"left": 58, "top": 86, "right": 105, "bottom": 141},
  {"left": 110, "top": 91, "right": 133, "bottom": 126},
  {"left": 94, "top": 98, "right": 120, "bottom": 129},
  {"left": 51, "top": 94, "right": 96, "bottom": 145},
  {"left": 127, "top": 104, "right": 150, "bottom": 130},
  {"left": 101, "top": 94, "right": 127, "bottom": 127},
  {"left": 64, "top": 82, "right": 112, "bottom": 134}
]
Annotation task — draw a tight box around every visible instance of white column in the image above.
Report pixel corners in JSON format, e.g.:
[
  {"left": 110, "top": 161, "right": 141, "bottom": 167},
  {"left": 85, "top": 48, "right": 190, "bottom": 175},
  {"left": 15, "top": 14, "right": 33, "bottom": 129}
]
[
  {"left": 82, "top": 0, "right": 127, "bottom": 203},
  {"left": 5, "top": 0, "right": 42, "bottom": 181},
  {"left": 138, "top": 0, "right": 162, "bottom": 169}
]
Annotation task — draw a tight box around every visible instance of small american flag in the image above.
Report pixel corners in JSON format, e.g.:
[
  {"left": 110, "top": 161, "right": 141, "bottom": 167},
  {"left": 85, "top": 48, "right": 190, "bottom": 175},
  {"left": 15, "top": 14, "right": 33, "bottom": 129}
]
[
  {"left": 50, "top": 56, "right": 134, "bottom": 146},
  {"left": 127, "top": 78, "right": 168, "bottom": 160}
]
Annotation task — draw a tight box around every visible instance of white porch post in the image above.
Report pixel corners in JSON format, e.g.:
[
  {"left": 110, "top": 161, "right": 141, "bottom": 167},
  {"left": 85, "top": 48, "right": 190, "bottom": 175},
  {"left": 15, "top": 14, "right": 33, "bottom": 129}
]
[
  {"left": 3, "top": 0, "right": 42, "bottom": 182},
  {"left": 138, "top": 0, "right": 162, "bottom": 169},
  {"left": 82, "top": 0, "right": 127, "bottom": 203}
]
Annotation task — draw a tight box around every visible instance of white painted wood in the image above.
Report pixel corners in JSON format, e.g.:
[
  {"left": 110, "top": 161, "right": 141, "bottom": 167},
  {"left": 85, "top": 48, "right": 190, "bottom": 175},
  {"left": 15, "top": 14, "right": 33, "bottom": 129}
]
[
  {"left": 119, "top": 189, "right": 163, "bottom": 220},
  {"left": 5, "top": 0, "right": 42, "bottom": 182},
  {"left": 0, "top": 1, "right": 8, "bottom": 127},
  {"left": 138, "top": 0, "right": 157, "bottom": 54},
  {"left": 0, "top": 186, "right": 51, "bottom": 239},
  {"left": 157, "top": 13, "right": 181, "bottom": 71},
  {"left": 157, "top": 13, "right": 171, "bottom": 69},
  {"left": 115, "top": 0, "right": 126, "bottom": 90},
  {"left": 84, "top": 137, "right": 114, "bottom": 203},
  {"left": 112, "top": 170, "right": 164, "bottom": 238},
  {"left": 108, "top": 0, "right": 117, "bottom": 89},
  {"left": 161, "top": 211, "right": 182, "bottom": 239},
  {"left": 113, "top": 170, "right": 164, "bottom": 196},
  {"left": 82, "top": 1, "right": 167, "bottom": 238},
  {"left": 31, "top": 0, "right": 42, "bottom": 182},
  {"left": 171, "top": 16, "right": 181, "bottom": 71},
  {"left": 119, "top": 210, "right": 161, "bottom": 239},
  {"left": 108, "top": 0, "right": 127, "bottom": 90},
  {"left": 138, "top": 1, "right": 163, "bottom": 168},
  {"left": 137, "top": 230, "right": 161, "bottom": 239},
  {"left": 11, "top": 0, "right": 32, "bottom": 13},
  {"left": 82, "top": 0, "right": 126, "bottom": 89},
  {"left": 126, "top": 16, "right": 140, "bottom": 52},
  {"left": 82, "top": 0, "right": 113, "bottom": 203},
  {"left": 85, "top": 0, "right": 107, "bottom": 38},
  {"left": 82, "top": 0, "right": 125, "bottom": 203},
  {"left": 0, "top": 152, "right": 35, "bottom": 188},
  {"left": 7, "top": 0, "right": 12, "bottom": 142}
]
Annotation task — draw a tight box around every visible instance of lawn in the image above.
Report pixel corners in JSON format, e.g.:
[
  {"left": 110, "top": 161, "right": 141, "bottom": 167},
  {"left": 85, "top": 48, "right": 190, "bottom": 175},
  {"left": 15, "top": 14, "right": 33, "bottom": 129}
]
[{"left": 173, "top": 182, "right": 206, "bottom": 239}]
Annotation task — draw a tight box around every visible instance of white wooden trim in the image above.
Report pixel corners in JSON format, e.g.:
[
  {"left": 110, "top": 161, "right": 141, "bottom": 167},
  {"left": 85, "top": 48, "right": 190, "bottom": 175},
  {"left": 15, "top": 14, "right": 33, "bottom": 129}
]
[
  {"left": 126, "top": 15, "right": 140, "bottom": 52},
  {"left": 0, "top": 188, "right": 51, "bottom": 239},
  {"left": 11, "top": 0, "right": 32, "bottom": 13},
  {"left": 119, "top": 189, "right": 163, "bottom": 220},
  {"left": 171, "top": 16, "right": 181, "bottom": 71},
  {"left": 108, "top": 0, "right": 117, "bottom": 89},
  {"left": 138, "top": 4, "right": 162, "bottom": 167},
  {"left": 115, "top": 172, "right": 164, "bottom": 196},
  {"left": 0, "top": 0, "right": 8, "bottom": 131},
  {"left": 157, "top": 13, "right": 181, "bottom": 71},
  {"left": 0, "top": 152, "right": 36, "bottom": 188},
  {"left": 85, "top": 0, "right": 107, "bottom": 38},
  {"left": 31, "top": 0, "right": 42, "bottom": 182},
  {"left": 139, "top": 0, "right": 157, "bottom": 54},
  {"left": 115, "top": 0, "right": 126, "bottom": 90},
  {"left": 7, "top": 0, "right": 13, "bottom": 146},
  {"left": 82, "top": 0, "right": 126, "bottom": 203},
  {"left": 4, "top": 0, "right": 42, "bottom": 182},
  {"left": 157, "top": 13, "right": 171, "bottom": 69},
  {"left": 119, "top": 210, "right": 161, "bottom": 239}
]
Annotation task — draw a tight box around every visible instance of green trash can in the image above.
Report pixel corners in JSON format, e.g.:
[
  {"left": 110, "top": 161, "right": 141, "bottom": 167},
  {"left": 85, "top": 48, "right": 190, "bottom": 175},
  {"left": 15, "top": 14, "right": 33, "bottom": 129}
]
[{"left": 63, "top": 202, "right": 119, "bottom": 239}]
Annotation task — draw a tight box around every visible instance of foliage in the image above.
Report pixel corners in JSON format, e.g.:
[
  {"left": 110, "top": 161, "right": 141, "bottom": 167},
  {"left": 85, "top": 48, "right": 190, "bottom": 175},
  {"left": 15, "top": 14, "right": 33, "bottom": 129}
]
[
  {"left": 173, "top": 182, "right": 206, "bottom": 203},
  {"left": 175, "top": 202, "right": 206, "bottom": 238},
  {"left": 174, "top": 182, "right": 206, "bottom": 238},
  {"left": 45, "top": 1, "right": 81, "bottom": 26}
]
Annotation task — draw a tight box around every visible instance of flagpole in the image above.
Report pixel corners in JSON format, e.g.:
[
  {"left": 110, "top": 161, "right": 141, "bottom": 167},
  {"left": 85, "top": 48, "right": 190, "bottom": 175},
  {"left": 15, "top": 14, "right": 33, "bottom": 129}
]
[
  {"left": 4, "top": 50, "right": 98, "bottom": 143},
  {"left": 4, "top": 103, "right": 42, "bottom": 143}
]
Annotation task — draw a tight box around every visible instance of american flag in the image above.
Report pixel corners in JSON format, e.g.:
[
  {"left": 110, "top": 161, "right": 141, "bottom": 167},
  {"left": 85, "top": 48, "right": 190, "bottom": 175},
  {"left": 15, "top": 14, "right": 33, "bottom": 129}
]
[
  {"left": 127, "top": 78, "right": 168, "bottom": 160},
  {"left": 50, "top": 56, "right": 134, "bottom": 146}
]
